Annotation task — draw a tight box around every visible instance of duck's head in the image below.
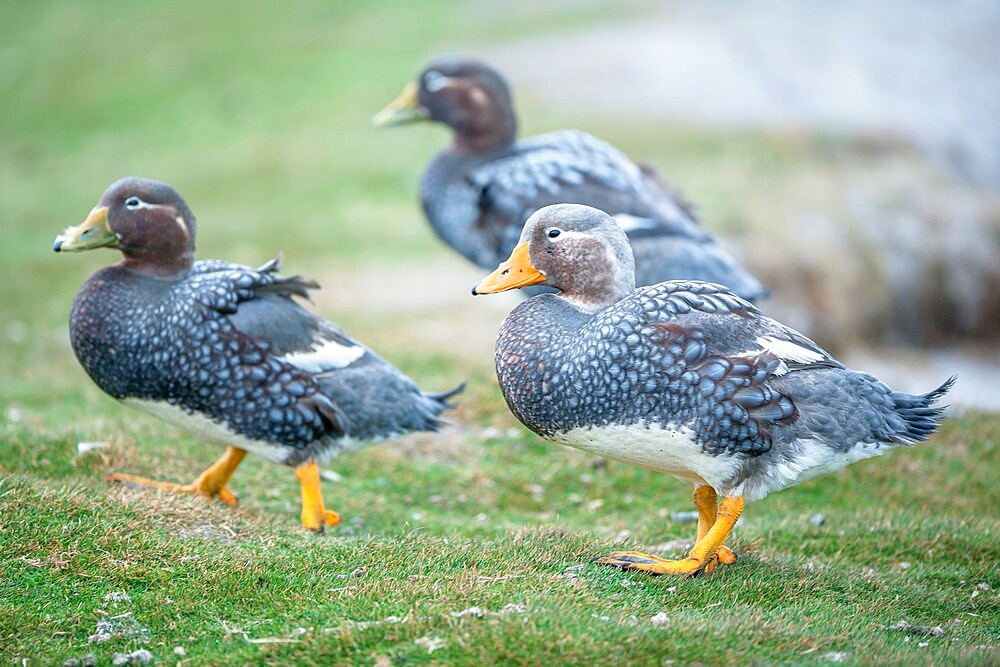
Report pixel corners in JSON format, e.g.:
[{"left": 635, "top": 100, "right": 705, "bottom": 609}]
[
  {"left": 54, "top": 177, "right": 196, "bottom": 277},
  {"left": 473, "top": 204, "right": 636, "bottom": 311},
  {"left": 372, "top": 56, "right": 517, "bottom": 153}
]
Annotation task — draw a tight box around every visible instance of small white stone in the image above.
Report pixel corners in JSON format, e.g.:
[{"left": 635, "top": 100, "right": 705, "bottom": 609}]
[
  {"left": 650, "top": 612, "right": 670, "bottom": 626},
  {"left": 103, "top": 590, "right": 131, "bottom": 604},
  {"left": 131, "top": 649, "right": 153, "bottom": 665},
  {"left": 319, "top": 469, "right": 343, "bottom": 482},
  {"left": 500, "top": 603, "right": 526, "bottom": 614},
  {"left": 450, "top": 606, "right": 486, "bottom": 618},
  {"left": 77, "top": 441, "right": 109, "bottom": 455},
  {"left": 173, "top": 647, "right": 186, "bottom": 656},
  {"left": 414, "top": 636, "right": 447, "bottom": 653}
]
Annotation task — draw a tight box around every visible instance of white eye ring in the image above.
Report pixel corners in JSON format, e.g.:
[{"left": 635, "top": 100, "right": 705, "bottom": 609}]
[
  {"left": 424, "top": 70, "right": 451, "bottom": 93},
  {"left": 125, "top": 196, "right": 144, "bottom": 210},
  {"left": 546, "top": 227, "right": 563, "bottom": 239}
]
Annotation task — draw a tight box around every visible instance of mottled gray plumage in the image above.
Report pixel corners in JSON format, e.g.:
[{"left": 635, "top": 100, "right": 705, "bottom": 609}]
[
  {"left": 482, "top": 204, "right": 952, "bottom": 500},
  {"left": 402, "top": 57, "right": 768, "bottom": 301},
  {"left": 66, "top": 178, "right": 459, "bottom": 467}
]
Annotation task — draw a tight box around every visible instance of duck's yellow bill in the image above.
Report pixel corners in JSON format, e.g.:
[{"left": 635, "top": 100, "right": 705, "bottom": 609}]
[
  {"left": 472, "top": 242, "right": 546, "bottom": 295},
  {"left": 372, "top": 82, "right": 429, "bottom": 127},
  {"left": 53, "top": 206, "right": 116, "bottom": 252}
]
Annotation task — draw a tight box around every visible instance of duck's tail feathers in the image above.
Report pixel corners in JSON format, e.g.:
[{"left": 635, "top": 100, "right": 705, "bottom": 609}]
[
  {"left": 423, "top": 382, "right": 466, "bottom": 430},
  {"left": 426, "top": 382, "right": 466, "bottom": 406},
  {"left": 888, "top": 375, "right": 956, "bottom": 445}
]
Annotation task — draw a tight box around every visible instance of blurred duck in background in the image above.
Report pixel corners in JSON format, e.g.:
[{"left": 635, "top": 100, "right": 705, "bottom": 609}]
[{"left": 374, "top": 56, "right": 768, "bottom": 302}]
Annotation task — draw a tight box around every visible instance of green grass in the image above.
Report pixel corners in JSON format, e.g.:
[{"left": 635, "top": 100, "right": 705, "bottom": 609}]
[
  {"left": 1, "top": 416, "right": 998, "bottom": 665},
  {"left": 1, "top": 1, "right": 998, "bottom": 665}
]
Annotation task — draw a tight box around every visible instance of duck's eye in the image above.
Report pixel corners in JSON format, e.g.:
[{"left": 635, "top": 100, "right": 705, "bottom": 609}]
[
  {"left": 547, "top": 228, "right": 562, "bottom": 239},
  {"left": 424, "top": 70, "right": 450, "bottom": 93},
  {"left": 124, "top": 197, "right": 142, "bottom": 210}
]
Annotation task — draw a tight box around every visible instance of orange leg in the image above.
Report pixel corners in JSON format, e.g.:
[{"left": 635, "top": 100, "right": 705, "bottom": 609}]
[
  {"left": 693, "top": 485, "right": 737, "bottom": 571},
  {"left": 593, "top": 496, "right": 745, "bottom": 576},
  {"left": 107, "top": 446, "right": 247, "bottom": 505},
  {"left": 295, "top": 460, "right": 341, "bottom": 532}
]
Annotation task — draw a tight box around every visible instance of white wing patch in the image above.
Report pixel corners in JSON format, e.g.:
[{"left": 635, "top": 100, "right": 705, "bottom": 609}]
[
  {"left": 752, "top": 335, "right": 826, "bottom": 375},
  {"left": 282, "top": 338, "right": 365, "bottom": 373}
]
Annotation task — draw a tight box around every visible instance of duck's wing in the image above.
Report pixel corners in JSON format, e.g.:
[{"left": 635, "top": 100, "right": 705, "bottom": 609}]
[
  {"left": 189, "top": 256, "right": 318, "bottom": 314},
  {"left": 592, "top": 281, "right": 839, "bottom": 456},
  {"left": 469, "top": 130, "right": 707, "bottom": 252},
  {"left": 610, "top": 281, "right": 950, "bottom": 463},
  {"left": 631, "top": 281, "right": 830, "bottom": 366},
  {"left": 135, "top": 258, "right": 351, "bottom": 444},
  {"left": 197, "top": 258, "right": 460, "bottom": 441},
  {"left": 616, "top": 281, "right": 951, "bottom": 503}
]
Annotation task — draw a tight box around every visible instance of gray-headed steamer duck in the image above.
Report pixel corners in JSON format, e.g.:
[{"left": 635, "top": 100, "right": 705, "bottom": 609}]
[{"left": 473, "top": 203, "right": 952, "bottom": 575}]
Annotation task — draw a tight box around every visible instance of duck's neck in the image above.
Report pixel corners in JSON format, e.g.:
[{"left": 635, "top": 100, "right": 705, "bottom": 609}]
[
  {"left": 121, "top": 251, "right": 194, "bottom": 279},
  {"left": 451, "top": 107, "right": 517, "bottom": 154},
  {"left": 555, "top": 271, "right": 636, "bottom": 314}
]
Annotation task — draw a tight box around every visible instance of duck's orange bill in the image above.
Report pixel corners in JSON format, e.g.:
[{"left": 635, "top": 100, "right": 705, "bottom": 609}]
[{"left": 472, "top": 242, "right": 546, "bottom": 295}]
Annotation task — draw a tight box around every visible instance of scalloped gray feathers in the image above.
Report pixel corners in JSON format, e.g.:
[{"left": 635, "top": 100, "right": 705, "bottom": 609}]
[
  {"left": 69, "top": 257, "right": 457, "bottom": 466},
  {"left": 494, "top": 279, "right": 951, "bottom": 497}
]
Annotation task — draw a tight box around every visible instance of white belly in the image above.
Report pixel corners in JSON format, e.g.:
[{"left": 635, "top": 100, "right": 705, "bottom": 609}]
[
  {"left": 738, "top": 439, "right": 890, "bottom": 500},
  {"left": 123, "top": 398, "right": 294, "bottom": 464},
  {"left": 552, "top": 425, "right": 893, "bottom": 501},
  {"left": 552, "top": 424, "right": 741, "bottom": 489}
]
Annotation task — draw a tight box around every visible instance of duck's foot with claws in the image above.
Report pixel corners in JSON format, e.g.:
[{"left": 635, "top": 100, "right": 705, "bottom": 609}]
[
  {"left": 593, "top": 495, "right": 744, "bottom": 577},
  {"left": 106, "top": 446, "right": 247, "bottom": 506}
]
